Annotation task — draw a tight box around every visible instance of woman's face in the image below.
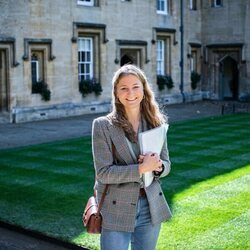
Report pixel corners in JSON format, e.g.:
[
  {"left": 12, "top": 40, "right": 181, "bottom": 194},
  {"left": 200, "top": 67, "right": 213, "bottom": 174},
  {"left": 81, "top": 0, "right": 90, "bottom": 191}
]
[{"left": 116, "top": 74, "right": 144, "bottom": 112}]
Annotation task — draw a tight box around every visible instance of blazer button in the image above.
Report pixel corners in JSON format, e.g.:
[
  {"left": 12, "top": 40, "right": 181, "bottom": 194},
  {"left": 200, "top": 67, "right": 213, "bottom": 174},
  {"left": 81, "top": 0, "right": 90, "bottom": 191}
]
[
  {"left": 112, "top": 200, "right": 116, "bottom": 205},
  {"left": 159, "top": 192, "right": 163, "bottom": 196}
]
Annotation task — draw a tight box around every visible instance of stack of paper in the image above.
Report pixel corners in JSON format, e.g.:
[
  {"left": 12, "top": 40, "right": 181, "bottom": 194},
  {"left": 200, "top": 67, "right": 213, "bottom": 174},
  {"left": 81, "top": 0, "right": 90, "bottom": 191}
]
[{"left": 138, "top": 124, "right": 169, "bottom": 187}]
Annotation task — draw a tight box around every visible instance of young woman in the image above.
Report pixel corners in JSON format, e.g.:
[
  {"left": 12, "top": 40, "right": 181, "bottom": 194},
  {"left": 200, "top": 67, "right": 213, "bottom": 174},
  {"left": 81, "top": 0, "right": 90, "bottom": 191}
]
[{"left": 92, "top": 64, "right": 172, "bottom": 250}]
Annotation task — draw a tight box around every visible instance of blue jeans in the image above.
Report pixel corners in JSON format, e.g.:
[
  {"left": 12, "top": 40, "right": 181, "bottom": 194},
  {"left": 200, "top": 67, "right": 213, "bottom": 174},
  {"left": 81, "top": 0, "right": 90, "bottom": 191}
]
[{"left": 101, "top": 196, "right": 161, "bottom": 250}]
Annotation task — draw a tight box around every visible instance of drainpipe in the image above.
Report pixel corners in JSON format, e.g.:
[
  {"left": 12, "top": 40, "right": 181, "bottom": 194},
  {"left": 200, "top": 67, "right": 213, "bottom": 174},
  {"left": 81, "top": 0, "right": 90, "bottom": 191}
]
[{"left": 180, "top": 0, "right": 185, "bottom": 102}]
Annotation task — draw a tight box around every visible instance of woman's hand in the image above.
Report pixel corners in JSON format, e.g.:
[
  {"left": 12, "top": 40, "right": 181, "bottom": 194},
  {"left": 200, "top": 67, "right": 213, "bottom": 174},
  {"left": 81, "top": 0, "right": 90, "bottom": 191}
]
[{"left": 138, "top": 153, "right": 163, "bottom": 174}]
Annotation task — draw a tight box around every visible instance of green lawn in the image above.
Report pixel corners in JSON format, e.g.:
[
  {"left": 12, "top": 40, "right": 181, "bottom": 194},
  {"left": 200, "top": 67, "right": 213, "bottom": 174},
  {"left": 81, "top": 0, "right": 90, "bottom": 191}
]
[{"left": 0, "top": 114, "right": 249, "bottom": 249}]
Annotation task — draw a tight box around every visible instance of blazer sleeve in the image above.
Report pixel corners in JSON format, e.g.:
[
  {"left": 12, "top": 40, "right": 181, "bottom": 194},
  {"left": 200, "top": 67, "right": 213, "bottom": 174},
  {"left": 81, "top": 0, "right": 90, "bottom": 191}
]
[{"left": 92, "top": 118, "right": 141, "bottom": 185}]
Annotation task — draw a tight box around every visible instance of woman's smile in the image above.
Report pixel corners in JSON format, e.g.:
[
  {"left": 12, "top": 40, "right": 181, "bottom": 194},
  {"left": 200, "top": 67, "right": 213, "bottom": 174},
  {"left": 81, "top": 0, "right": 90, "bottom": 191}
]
[{"left": 126, "top": 97, "right": 137, "bottom": 101}]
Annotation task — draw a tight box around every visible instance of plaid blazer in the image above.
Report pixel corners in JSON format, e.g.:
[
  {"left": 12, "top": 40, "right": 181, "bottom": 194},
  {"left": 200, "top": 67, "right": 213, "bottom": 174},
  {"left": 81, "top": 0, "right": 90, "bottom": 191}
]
[{"left": 92, "top": 115, "right": 172, "bottom": 232}]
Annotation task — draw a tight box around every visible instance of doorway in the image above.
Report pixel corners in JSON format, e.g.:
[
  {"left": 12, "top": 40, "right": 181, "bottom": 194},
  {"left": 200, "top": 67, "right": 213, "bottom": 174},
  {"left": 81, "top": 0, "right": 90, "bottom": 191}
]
[
  {"left": 120, "top": 49, "right": 141, "bottom": 67},
  {"left": 219, "top": 56, "right": 238, "bottom": 100},
  {"left": 0, "top": 49, "right": 9, "bottom": 112}
]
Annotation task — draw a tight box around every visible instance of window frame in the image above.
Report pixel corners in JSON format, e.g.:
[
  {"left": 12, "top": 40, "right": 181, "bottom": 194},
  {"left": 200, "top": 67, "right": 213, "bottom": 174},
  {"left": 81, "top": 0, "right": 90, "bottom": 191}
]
[
  {"left": 156, "top": 35, "right": 171, "bottom": 76},
  {"left": 31, "top": 54, "right": 39, "bottom": 84},
  {"left": 188, "top": 46, "right": 201, "bottom": 74},
  {"left": 157, "top": 0, "right": 169, "bottom": 15},
  {"left": 78, "top": 37, "right": 94, "bottom": 81},
  {"left": 190, "top": 0, "right": 197, "bottom": 10},
  {"left": 77, "top": 0, "right": 94, "bottom": 6},
  {"left": 190, "top": 50, "right": 197, "bottom": 72},
  {"left": 30, "top": 49, "right": 45, "bottom": 94},
  {"left": 157, "top": 39, "right": 165, "bottom": 75},
  {"left": 212, "top": 0, "right": 222, "bottom": 7}
]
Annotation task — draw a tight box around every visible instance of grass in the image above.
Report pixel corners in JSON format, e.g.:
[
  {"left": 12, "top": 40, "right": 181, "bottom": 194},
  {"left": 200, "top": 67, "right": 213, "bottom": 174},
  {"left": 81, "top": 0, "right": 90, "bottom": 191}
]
[{"left": 0, "top": 114, "right": 249, "bottom": 249}]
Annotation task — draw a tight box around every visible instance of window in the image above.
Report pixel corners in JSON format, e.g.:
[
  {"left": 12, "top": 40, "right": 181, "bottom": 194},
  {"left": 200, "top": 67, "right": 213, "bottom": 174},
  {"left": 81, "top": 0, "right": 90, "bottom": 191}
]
[
  {"left": 31, "top": 54, "right": 39, "bottom": 84},
  {"left": 73, "top": 23, "right": 105, "bottom": 86},
  {"left": 190, "top": 0, "right": 197, "bottom": 10},
  {"left": 31, "top": 50, "right": 44, "bottom": 93},
  {"left": 156, "top": 34, "right": 172, "bottom": 76},
  {"left": 188, "top": 44, "right": 201, "bottom": 74},
  {"left": 157, "top": 0, "right": 169, "bottom": 15},
  {"left": 157, "top": 40, "right": 165, "bottom": 75},
  {"left": 23, "top": 38, "right": 54, "bottom": 96},
  {"left": 154, "top": 28, "right": 176, "bottom": 77},
  {"left": 156, "top": 36, "right": 171, "bottom": 76},
  {"left": 77, "top": 0, "right": 94, "bottom": 6},
  {"left": 211, "top": 0, "right": 222, "bottom": 7},
  {"left": 190, "top": 50, "right": 197, "bottom": 72},
  {"left": 78, "top": 37, "right": 93, "bottom": 81}
]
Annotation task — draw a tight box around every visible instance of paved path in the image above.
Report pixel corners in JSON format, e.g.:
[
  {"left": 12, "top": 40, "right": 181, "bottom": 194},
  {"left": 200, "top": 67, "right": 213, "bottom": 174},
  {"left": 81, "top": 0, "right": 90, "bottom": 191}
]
[
  {"left": 0, "top": 101, "right": 222, "bottom": 149},
  {"left": 0, "top": 100, "right": 224, "bottom": 249},
  {"left": 0, "top": 224, "right": 86, "bottom": 250}
]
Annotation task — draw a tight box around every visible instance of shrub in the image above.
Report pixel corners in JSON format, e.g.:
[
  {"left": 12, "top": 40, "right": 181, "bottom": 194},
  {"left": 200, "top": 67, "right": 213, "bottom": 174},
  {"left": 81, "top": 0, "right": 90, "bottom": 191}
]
[
  {"left": 157, "top": 75, "right": 174, "bottom": 91},
  {"left": 79, "top": 78, "right": 102, "bottom": 97},
  {"left": 191, "top": 71, "right": 201, "bottom": 90},
  {"left": 32, "top": 80, "right": 51, "bottom": 101}
]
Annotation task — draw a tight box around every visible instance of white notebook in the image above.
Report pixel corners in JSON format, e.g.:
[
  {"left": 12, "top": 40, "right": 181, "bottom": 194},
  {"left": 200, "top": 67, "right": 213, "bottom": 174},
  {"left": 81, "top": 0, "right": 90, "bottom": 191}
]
[{"left": 138, "top": 124, "right": 169, "bottom": 187}]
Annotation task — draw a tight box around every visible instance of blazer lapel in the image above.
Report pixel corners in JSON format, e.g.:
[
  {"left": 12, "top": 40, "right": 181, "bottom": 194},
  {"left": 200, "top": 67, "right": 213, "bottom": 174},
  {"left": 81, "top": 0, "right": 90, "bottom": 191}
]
[{"left": 108, "top": 124, "right": 135, "bottom": 165}]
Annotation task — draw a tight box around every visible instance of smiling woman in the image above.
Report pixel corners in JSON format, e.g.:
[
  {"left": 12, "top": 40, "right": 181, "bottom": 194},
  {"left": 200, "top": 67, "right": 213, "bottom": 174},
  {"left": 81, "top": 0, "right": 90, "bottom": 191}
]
[{"left": 91, "top": 64, "right": 171, "bottom": 250}]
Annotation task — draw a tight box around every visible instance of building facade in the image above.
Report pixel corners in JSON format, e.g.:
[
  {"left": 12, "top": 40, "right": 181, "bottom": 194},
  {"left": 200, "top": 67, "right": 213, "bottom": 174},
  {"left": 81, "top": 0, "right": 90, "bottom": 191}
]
[{"left": 0, "top": 0, "right": 249, "bottom": 122}]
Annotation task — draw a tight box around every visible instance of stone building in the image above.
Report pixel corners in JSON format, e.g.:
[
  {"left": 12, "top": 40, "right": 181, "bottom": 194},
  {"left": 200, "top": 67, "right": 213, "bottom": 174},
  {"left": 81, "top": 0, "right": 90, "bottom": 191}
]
[{"left": 0, "top": 0, "right": 249, "bottom": 123}]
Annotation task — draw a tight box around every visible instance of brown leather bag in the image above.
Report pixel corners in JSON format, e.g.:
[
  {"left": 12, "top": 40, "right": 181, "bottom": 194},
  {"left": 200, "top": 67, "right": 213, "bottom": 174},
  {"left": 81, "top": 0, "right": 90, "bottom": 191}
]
[
  {"left": 82, "top": 185, "right": 108, "bottom": 234},
  {"left": 83, "top": 144, "right": 113, "bottom": 233}
]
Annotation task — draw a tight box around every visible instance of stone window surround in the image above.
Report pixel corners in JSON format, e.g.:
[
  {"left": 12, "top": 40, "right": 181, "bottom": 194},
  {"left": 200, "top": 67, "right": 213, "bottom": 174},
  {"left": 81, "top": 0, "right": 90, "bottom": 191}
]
[
  {"left": 188, "top": 42, "right": 202, "bottom": 73},
  {"left": 0, "top": 37, "right": 19, "bottom": 67},
  {"left": 152, "top": 28, "right": 177, "bottom": 75},
  {"left": 114, "top": 40, "right": 150, "bottom": 65},
  {"left": 71, "top": 22, "right": 108, "bottom": 44},
  {"left": 22, "top": 39, "right": 55, "bottom": 96},
  {"left": 152, "top": 28, "right": 178, "bottom": 46},
  {"left": 22, "top": 38, "right": 56, "bottom": 61},
  {"left": 72, "top": 22, "right": 107, "bottom": 83}
]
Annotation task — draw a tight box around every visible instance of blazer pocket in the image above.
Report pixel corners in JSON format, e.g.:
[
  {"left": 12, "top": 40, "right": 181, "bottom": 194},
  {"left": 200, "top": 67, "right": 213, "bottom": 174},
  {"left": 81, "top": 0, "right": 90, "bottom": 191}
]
[{"left": 103, "top": 197, "right": 135, "bottom": 215}]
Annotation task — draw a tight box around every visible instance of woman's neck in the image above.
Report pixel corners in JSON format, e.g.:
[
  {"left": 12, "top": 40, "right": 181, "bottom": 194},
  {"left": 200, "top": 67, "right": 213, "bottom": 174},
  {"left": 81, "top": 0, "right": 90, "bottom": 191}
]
[{"left": 125, "top": 108, "right": 141, "bottom": 134}]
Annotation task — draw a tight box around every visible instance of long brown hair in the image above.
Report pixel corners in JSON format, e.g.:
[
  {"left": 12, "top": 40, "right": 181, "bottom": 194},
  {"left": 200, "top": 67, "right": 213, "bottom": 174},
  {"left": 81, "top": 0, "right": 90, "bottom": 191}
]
[{"left": 109, "top": 64, "right": 167, "bottom": 142}]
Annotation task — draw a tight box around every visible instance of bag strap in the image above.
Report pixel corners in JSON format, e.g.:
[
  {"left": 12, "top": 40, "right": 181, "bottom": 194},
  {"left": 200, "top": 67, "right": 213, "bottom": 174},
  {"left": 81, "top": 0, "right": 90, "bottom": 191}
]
[
  {"left": 95, "top": 142, "right": 116, "bottom": 215},
  {"left": 96, "top": 184, "right": 108, "bottom": 215}
]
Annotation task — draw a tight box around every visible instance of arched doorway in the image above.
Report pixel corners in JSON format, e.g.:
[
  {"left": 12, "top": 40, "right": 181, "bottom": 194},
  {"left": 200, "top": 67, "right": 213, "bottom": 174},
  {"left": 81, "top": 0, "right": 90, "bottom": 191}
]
[{"left": 219, "top": 56, "right": 238, "bottom": 100}]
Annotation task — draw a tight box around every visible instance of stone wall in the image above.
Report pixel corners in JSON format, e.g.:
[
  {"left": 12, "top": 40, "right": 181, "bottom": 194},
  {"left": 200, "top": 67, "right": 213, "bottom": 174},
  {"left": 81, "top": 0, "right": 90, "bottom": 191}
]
[{"left": 0, "top": 0, "right": 249, "bottom": 122}]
